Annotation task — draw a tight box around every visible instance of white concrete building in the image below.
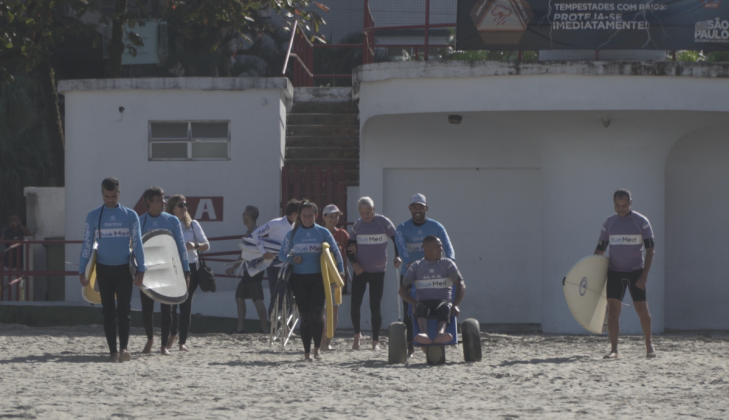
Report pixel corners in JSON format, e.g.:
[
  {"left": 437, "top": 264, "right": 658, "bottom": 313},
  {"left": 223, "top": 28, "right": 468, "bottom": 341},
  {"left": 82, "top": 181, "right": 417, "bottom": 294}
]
[
  {"left": 57, "top": 63, "right": 729, "bottom": 334},
  {"left": 353, "top": 61, "right": 729, "bottom": 333},
  {"left": 59, "top": 78, "right": 291, "bottom": 317}
]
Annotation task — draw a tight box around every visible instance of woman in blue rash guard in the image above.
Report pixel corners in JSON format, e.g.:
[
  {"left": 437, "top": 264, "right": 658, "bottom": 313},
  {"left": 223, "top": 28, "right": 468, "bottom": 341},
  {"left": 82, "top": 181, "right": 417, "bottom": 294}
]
[{"left": 278, "top": 201, "right": 344, "bottom": 361}]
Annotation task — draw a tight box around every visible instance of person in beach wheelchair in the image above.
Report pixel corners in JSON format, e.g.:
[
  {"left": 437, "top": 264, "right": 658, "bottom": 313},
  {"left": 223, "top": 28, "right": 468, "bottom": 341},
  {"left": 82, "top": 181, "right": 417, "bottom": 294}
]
[{"left": 398, "top": 235, "right": 465, "bottom": 345}]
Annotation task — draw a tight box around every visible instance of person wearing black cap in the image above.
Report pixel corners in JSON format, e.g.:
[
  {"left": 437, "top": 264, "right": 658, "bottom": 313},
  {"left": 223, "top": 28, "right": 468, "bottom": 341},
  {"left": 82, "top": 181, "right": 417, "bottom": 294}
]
[{"left": 395, "top": 193, "right": 455, "bottom": 357}]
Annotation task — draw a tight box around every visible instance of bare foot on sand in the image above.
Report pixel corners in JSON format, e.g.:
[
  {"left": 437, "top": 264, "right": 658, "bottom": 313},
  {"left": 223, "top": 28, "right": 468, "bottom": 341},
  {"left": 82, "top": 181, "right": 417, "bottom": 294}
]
[
  {"left": 603, "top": 351, "right": 619, "bottom": 359},
  {"left": 108, "top": 353, "right": 120, "bottom": 363},
  {"left": 372, "top": 341, "right": 380, "bottom": 351},
  {"left": 352, "top": 334, "right": 362, "bottom": 350},
  {"left": 414, "top": 333, "right": 432, "bottom": 345},
  {"left": 142, "top": 339, "right": 154, "bottom": 354},
  {"left": 646, "top": 344, "right": 656, "bottom": 358},
  {"left": 313, "top": 348, "right": 322, "bottom": 359},
  {"left": 179, "top": 344, "right": 189, "bottom": 352},
  {"left": 407, "top": 345, "right": 415, "bottom": 358},
  {"left": 166, "top": 334, "right": 178, "bottom": 350},
  {"left": 433, "top": 333, "right": 453, "bottom": 344},
  {"left": 161, "top": 347, "right": 171, "bottom": 356},
  {"left": 304, "top": 353, "right": 313, "bottom": 362},
  {"left": 119, "top": 350, "right": 131, "bottom": 362}
]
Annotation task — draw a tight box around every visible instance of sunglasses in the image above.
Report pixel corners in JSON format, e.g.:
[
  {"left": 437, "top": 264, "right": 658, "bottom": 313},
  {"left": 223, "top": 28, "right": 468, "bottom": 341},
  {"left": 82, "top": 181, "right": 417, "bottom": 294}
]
[{"left": 176, "top": 202, "right": 188, "bottom": 209}]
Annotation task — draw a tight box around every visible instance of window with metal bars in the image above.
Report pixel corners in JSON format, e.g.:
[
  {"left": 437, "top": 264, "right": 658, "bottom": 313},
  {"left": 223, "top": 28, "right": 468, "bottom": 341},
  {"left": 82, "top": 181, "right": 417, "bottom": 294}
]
[{"left": 148, "top": 121, "right": 230, "bottom": 161}]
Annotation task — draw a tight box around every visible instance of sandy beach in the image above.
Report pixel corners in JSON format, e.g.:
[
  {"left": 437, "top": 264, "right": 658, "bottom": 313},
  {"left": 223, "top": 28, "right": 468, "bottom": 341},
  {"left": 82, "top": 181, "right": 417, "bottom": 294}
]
[{"left": 0, "top": 323, "right": 727, "bottom": 419}]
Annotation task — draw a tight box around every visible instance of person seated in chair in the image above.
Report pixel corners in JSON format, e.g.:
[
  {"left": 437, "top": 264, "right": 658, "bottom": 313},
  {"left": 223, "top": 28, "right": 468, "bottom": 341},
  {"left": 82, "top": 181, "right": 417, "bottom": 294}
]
[{"left": 398, "top": 236, "right": 465, "bottom": 345}]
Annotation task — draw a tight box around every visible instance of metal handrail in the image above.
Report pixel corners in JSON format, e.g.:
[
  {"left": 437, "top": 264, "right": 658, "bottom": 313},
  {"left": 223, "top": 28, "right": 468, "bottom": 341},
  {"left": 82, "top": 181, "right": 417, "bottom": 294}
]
[{"left": 281, "top": 0, "right": 458, "bottom": 87}]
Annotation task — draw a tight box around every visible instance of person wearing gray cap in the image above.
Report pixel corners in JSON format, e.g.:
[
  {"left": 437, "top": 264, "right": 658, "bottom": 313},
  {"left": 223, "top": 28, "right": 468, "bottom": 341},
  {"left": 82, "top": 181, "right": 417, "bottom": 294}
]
[{"left": 395, "top": 193, "right": 455, "bottom": 357}]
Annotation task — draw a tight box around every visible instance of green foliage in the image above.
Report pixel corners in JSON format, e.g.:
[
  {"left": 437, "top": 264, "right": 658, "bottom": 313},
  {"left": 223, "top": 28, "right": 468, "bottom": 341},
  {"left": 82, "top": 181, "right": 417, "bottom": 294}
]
[
  {"left": 160, "top": 1, "right": 327, "bottom": 77},
  {"left": 672, "top": 50, "right": 729, "bottom": 62},
  {"left": 444, "top": 49, "right": 538, "bottom": 61},
  {"left": 0, "top": 0, "right": 95, "bottom": 78},
  {"left": 0, "top": 77, "right": 53, "bottom": 223}
]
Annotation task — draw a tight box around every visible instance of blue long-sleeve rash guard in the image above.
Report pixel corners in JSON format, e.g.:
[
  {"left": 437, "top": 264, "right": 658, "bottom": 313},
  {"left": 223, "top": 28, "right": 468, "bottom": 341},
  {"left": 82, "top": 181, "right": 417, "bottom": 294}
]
[
  {"left": 79, "top": 204, "right": 146, "bottom": 273},
  {"left": 395, "top": 218, "right": 455, "bottom": 275},
  {"left": 139, "top": 212, "right": 191, "bottom": 273},
  {"left": 278, "top": 224, "right": 344, "bottom": 275}
]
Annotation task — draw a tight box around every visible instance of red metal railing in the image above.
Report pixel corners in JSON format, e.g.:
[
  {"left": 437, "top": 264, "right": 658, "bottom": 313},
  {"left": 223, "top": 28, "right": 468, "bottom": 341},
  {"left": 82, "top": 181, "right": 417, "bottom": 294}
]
[
  {"left": 283, "top": 20, "right": 315, "bottom": 87},
  {"left": 1, "top": 239, "right": 82, "bottom": 301},
  {"left": 282, "top": 0, "right": 457, "bottom": 87},
  {"left": 1, "top": 216, "right": 356, "bottom": 298}
]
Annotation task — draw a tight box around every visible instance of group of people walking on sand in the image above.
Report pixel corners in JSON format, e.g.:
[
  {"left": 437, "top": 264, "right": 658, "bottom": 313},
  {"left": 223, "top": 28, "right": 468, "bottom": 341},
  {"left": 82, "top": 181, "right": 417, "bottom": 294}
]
[{"left": 80, "top": 177, "right": 655, "bottom": 362}]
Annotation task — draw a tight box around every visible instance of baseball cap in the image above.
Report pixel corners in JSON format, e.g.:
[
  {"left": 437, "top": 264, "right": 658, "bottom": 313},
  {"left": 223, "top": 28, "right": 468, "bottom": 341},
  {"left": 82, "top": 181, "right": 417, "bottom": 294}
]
[
  {"left": 410, "top": 193, "right": 427, "bottom": 206},
  {"left": 322, "top": 204, "right": 343, "bottom": 216}
]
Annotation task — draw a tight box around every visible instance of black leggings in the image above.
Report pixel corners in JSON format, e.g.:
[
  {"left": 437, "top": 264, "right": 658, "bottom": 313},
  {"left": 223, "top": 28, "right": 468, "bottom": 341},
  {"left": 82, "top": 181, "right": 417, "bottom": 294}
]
[
  {"left": 96, "top": 263, "right": 134, "bottom": 354},
  {"left": 350, "top": 271, "right": 385, "bottom": 341},
  {"left": 140, "top": 290, "right": 173, "bottom": 348},
  {"left": 171, "top": 263, "right": 199, "bottom": 345},
  {"left": 291, "top": 273, "right": 325, "bottom": 354}
]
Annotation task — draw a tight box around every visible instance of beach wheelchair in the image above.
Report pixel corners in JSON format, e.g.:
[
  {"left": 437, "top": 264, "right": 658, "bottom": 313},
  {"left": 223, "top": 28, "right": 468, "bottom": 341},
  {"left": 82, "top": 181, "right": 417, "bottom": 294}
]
[
  {"left": 388, "top": 287, "right": 482, "bottom": 365},
  {"left": 268, "top": 255, "right": 299, "bottom": 348}
]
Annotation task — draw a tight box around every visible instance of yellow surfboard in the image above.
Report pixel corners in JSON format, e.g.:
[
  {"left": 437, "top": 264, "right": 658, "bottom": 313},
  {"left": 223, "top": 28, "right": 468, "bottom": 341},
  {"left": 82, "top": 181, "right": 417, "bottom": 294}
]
[
  {"left": 82, "top": 244, "right": 102, "bottom": 304},
  {"left": 320, "top": 242, "right": 344, "bottom": 339}
]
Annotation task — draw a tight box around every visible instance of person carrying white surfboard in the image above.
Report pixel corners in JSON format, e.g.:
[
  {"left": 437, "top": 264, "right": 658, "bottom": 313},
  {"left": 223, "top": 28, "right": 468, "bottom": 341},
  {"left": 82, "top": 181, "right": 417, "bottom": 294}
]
[
  {"left": 395, "top": 193, "right": 455, "bottom": 357},
  {"left": 594, "top": 189, "right": 656, "bottom": 359},
  {"left": 226, "top": 206, "right": 269, "bottom": 334},
  {"left": 251, "top": 199, "right": 300, "bottom": 317},
  {"left": 138, "top": 187, "right": 191, "bottom": 356},
  {"left": 78, "top": 177, "right": 146, "bottom": 363}
]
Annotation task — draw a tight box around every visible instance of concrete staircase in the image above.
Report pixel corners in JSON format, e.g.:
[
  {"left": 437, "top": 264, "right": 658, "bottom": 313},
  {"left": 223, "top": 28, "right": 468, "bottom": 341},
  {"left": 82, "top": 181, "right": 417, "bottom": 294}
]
[{"left": 285, "top": 102, "right": 359, "bottom": 186}]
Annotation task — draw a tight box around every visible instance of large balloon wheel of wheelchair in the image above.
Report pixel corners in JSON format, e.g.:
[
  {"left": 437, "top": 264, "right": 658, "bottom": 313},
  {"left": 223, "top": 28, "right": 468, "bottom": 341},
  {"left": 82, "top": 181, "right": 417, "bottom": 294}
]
[
  {"left": 388, "top": 318, "right": 482, "bottom": 365},
  {"left": 269, "top": 288, "right": 299, "bottom": 348}
]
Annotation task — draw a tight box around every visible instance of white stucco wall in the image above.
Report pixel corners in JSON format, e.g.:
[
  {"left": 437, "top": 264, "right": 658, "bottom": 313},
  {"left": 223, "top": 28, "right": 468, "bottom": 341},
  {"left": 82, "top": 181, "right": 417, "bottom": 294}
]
[
  {"left": 665, "top": 122, "right": 729, "bottom": 330},
  {"left": 23, "top": 187, "right": 66, "bottom": 300},
  {"left": 355, "top": 61, "right": 729, "bottom": 333},
  {"left": 59, "top": 78, "right": 292, "bottom": 319}
]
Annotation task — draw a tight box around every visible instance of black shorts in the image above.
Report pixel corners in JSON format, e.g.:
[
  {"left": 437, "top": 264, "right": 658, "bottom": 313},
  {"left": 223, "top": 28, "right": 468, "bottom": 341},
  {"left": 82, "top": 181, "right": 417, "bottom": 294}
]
[
  {"left": 415, "top": 300, "right": 451, "bottom": 324},
  {"left": 606, "top": 270, "right": 646, "bottom": 302},
  {"left": 235, "top": 271, "right": 265, "bottom": 301}
]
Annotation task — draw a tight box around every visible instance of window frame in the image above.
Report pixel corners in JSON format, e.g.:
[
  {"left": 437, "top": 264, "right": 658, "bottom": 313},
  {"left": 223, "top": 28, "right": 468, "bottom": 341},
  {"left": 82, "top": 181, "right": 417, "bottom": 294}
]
[{"left": 148, "top": 120, "right": 231, "bottom": 161}]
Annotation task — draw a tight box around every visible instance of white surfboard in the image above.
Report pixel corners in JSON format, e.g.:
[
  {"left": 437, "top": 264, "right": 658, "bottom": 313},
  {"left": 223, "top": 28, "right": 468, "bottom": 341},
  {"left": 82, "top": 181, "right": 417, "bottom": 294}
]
[
  {"left": 81, "top": 243, "right": 102, "bottom": 304},
  {"left": 563, "top": 255, "right": 609, "bottom": 334},
  {"left": 138, "top": 229, "right": 189, "bottom": 305},
  {"left": 236, "top": 237, "right": 281, "bottom": 276}
]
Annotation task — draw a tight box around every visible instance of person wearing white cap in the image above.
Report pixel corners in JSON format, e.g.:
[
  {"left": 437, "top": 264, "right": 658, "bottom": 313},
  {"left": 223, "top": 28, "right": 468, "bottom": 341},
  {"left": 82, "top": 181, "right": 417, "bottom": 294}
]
[
  {"left": 395, "top": 193, "right": 455, "bottom": 358},
  {"left": 320, "top": 204, "right": 349, "bottom": 350}
]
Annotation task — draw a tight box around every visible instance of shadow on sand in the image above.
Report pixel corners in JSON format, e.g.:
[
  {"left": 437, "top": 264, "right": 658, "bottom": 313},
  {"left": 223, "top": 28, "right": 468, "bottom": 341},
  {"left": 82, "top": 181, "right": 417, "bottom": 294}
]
[
  {"left": 0, "top": 352, "right": 108, "bottom": 364},
  {"left": 499, "top": 356, "right": 590, "bottom": 367}
]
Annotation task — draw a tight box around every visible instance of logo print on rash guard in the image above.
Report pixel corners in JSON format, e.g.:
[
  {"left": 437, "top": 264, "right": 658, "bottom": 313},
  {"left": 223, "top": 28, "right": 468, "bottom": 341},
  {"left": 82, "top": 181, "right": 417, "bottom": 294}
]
[
  {"left": 292, "top": 243, "right": 322, "bottom": 253},
  {"left": 407, "top": 243, "right": 424, "bottom": 252},
  {"left": 609, "top": 235, "right": 641, "bottom": 245},
  {"left": 357, "top": 234, "right": 387, "bottom": 244},
  {"left": 415, "top": 277, "right": 452, "bottom": 289}
]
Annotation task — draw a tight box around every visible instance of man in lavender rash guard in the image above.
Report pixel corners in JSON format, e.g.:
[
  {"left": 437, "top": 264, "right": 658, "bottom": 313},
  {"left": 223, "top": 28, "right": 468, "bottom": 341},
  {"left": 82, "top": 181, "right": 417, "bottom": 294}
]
[
  {"left": 594, "top": 189, "right": 656, "bottom": 359},
  {"left": 347, "top": 196, "right": 401, "bottom": 351}
]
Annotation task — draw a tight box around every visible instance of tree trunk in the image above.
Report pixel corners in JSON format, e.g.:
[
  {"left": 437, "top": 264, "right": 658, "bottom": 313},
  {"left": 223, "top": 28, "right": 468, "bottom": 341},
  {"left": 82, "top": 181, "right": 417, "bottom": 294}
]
[
  {"left": 38, "top": 57, "right": 65, "bottom": 186},
  {"left": 108, "top": 0, "right": 129, "bottom": 78}
]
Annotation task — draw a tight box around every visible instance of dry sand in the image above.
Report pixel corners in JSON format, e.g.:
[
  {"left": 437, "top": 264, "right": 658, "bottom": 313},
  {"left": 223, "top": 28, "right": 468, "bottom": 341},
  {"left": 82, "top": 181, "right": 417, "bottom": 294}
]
[{"left": 0, "top": 324, "right": 727, "bottom": 419}]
